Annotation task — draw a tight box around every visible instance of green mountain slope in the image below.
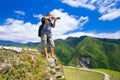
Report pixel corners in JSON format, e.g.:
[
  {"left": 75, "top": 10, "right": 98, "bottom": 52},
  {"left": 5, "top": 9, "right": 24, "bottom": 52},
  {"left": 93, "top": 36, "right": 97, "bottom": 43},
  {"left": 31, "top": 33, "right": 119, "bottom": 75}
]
[
  {"left": 55, "top": 39, "right": 75, "bottom": 65},
  {"left": 54, "top": 36, "right": 86, "bottom": 65},
  {"left": 55, "top": 36, "right": 120, "bottom": 71}
]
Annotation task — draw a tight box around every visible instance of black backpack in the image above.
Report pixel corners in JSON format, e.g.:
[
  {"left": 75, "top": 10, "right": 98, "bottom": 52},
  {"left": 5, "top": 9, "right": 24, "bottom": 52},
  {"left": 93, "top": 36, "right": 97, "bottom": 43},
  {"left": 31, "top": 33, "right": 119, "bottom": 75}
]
[{"left": 38, "top": 17, "right": 45, "bottom": 37}]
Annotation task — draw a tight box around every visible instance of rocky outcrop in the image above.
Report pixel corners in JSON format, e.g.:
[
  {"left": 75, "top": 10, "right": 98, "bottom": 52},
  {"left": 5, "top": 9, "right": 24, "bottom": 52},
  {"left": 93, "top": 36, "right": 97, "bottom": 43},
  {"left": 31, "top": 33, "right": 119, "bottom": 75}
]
[
  {"left": 79, "top": 56, "right": 90, "bottom": 68},
  {"left": 0, "top": 63, "right": 12, "bottom": 74},
  {"left": 46, "top": 58, "right": 65, "bottom": 80},
  {"left": 0, "top": 46, "right": 22, "bottom": 53},
  {"left": 0, "top": 46, "right": 65, "bottom": 80},
  {"left": 0, "top": 46, "right": 38, "bottom": 53}
]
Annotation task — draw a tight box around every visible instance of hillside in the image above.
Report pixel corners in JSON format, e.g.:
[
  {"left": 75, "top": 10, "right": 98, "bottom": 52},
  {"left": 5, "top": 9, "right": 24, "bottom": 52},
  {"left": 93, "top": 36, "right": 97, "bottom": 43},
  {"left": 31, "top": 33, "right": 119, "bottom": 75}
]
[
  {"left": 0, "top": 47, "right": 64, "bottom": 80},
  {"left": 55, "top": 36, "right": 120, "bottom": 71},
  {"left": 0, "top": 47, "right": 48, "bottom": 80},
  {"left": 1, "top": 36, "right": 120, "bottom": 72}
]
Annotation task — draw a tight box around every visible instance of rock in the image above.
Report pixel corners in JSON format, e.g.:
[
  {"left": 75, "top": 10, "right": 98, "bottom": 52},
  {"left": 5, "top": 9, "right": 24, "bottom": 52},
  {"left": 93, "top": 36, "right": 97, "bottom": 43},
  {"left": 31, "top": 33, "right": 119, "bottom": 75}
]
[
  {"left": 50, "top": 68, "right": 56, "bottom": 74},
  {"left": 80, "top": 56, "right": 90, "bottom": 68},
  {"left": 61, "top": 75, "right": 65, "bottom": 79},
  {"left": 46, "top": 58, "right": 65, "bottom": 80},
  {"left": 47, "top": 58, "right": 56, "bottom": 68},
  {"left": 49, "top": 76, "right": 56, "bottom": 80},
  {"left": 49, "top": 77, "right": 54, "bottom": 80},
  {"left": 0, "top": 63, "right": 12, "bottom": 74},
  {"left": 55, "top": 65, "right": 61, "bottom": 71},
  {"left": 1, "top": 46, "right": 22, "bottom": 53},
  {"left": 55, "top": 71, "right": 63, "bottom": 78}
]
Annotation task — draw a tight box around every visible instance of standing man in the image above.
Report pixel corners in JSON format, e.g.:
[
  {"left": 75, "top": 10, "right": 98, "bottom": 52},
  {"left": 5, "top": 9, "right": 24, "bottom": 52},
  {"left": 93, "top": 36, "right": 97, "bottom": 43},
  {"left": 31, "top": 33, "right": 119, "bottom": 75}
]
[{"left": 40, "top": 12, "right": 59, "bottom": 60}]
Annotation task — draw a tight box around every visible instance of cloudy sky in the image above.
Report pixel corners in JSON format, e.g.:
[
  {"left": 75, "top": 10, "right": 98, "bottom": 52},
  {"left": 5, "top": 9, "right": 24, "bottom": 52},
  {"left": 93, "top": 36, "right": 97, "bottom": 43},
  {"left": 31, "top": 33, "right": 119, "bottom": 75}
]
[{"left": 0, "top": 0, "right": 120, "bottom": 43}]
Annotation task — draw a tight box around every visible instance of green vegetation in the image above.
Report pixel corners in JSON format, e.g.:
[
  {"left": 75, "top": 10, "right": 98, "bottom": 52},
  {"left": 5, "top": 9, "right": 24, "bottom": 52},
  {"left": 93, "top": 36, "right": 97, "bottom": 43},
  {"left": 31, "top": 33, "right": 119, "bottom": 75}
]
[
  {"left": 1, "top": 36, "right": 120, "bottom": 79},
  {"left": 55, "top": 36, "right": 120, "bottom": 71},
  {"left": 55, "top": 39, "right": 75, "bottom": 65},
  {"left": 95, "top": 69, "right": 120, "bottom": 80},
  {"left": 0, "top": 48, "right": 49, "bottom": 80},
  {"left": 63, "top": 67, "right": 104, "bottom": 80}
]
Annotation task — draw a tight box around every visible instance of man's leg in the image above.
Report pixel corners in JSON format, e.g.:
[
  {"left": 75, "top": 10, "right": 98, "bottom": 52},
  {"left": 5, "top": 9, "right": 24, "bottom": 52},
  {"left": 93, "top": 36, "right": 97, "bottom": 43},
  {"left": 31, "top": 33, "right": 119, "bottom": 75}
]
[
  {"left": 50, "top": 47, "right": 55, "bottom": 58},
  {"left": 43, "top": 47, "right": 48, "bottom": 60},
  {"left": 41, "top": 33, "right": 48, "bottom": 60},
  {"left": 48, "top": 36, "right": 55, "bottom": 58}
]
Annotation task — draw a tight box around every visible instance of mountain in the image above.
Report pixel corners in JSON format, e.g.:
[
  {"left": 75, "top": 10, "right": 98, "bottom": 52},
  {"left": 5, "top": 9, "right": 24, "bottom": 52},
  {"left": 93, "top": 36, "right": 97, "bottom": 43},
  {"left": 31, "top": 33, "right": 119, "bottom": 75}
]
[
  {"left": 55, "top": 36, "right": 120, "bottom": 71},
  {"left": 1, "top": 36, "right": 120, "bottom": 71},
  {"left": 0, "top": 40, "right": 40, "bottom": 47},
  {"left": 0, "top": 40, "right": 24, "bottom": 46}
]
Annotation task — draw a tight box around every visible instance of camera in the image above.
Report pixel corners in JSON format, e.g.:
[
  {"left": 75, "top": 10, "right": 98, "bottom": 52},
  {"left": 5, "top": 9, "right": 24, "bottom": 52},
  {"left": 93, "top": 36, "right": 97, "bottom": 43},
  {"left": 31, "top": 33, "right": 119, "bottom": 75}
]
[
  {"left": 50, "top": 16, "right": 61, "bottom": 20},
  {"left": 56, "top": 17, "right": 61, "bottom": 19}
]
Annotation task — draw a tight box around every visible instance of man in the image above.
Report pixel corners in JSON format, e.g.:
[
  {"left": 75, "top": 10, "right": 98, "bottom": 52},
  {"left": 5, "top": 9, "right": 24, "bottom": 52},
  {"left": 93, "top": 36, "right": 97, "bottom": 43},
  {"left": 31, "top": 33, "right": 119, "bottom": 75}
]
[{"left": 41, "top": 12, "right": 59, "bottom": 60}]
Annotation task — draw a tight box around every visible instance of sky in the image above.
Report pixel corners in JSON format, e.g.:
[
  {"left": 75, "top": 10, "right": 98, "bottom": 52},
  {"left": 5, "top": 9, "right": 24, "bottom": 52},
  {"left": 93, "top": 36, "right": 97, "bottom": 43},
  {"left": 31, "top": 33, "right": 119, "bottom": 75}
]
[{"left": 0, "top": 0, "right": 120, "bottom": 43}]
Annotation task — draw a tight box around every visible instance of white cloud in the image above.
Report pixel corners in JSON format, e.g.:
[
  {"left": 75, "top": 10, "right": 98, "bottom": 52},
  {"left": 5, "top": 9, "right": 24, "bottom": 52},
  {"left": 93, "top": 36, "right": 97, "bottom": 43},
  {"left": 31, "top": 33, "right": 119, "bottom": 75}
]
[
  {"left": 61, "top": 0, "right": 120, "bottom": 20},
  {"left": 99, "top": 9, "right": 120, "bottom": 21},
  {"left": 93, "top": 31, "right": 120, "bottom": 39},
  {"left": 14, "top": 10, "right": 26, "bottom": 15},
  {"left": 62, "top": 0, "right": 96, "bottom": 10},
  {"left": 0, "top": 9, "right": 120, "bottom": 43},
  {"left": 53, "top": 31, "right": 120, "bottom": 40},
  {"left": 0, "top": 9, "right": 88, "bottom": 43},
  {"left": 50, "top": 9, "right": 89, "bottom": 37},
  {"left": 98, "top": 0, "right": 120, "bottom": 20},
  {"left": 0, "top": 18, "right": 40, "bottom": 43},
  {"left": 78, "top": 16, "right": 89, "bottom": 27},
  {"left": 33, "top": 14, "right": 43, "bottom": 19}
]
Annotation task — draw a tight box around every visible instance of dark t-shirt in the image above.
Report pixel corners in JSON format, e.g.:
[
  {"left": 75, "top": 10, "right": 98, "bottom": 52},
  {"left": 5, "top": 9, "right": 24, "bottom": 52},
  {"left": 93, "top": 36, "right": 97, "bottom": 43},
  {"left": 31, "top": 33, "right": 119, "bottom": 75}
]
[{"left": 41, "top": 19, "right": 53, "bottom": 36}]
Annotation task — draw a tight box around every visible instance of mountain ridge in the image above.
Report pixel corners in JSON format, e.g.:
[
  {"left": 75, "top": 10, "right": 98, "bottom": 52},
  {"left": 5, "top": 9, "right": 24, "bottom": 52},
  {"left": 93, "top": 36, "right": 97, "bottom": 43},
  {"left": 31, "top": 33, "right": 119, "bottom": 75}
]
[
  {"left": 1, "top": 36, "right": 120, "bottom": 71},
  {"left": 1, "top": 36, "right": 120, "bottom": 46},
  {"left": 0, "top": 40, "right": 40, "bottom": 46},
  {"left": 55, "top": 36, "right": 120, "bottom": 72}
]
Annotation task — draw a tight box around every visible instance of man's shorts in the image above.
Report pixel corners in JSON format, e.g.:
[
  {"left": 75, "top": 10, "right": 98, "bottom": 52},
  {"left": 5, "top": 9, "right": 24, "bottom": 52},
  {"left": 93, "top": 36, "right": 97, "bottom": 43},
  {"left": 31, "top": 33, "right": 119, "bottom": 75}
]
[{"left": 41, "top": 33, "right": 55, "bottom": 48}]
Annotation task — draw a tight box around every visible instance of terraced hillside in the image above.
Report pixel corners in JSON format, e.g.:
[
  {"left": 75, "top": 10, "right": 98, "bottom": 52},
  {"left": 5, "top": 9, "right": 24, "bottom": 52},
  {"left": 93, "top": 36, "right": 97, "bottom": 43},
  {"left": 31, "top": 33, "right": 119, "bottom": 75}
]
[{"left": 55, "top": 36, "right": 120, "bottom": 71}]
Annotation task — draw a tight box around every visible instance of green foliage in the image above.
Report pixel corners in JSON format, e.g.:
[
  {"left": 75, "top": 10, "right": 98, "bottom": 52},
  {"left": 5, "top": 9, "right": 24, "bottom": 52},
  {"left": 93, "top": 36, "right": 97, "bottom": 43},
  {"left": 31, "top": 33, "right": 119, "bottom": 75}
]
[
  {"left": 0, "top": 48, "right": 49, "bottom": 80},
  {"left": 55, "top": 40, "right": 75, "bottom": 65},
  {"left": 55, "top": 36, "right": 120, "bottom": 71}
]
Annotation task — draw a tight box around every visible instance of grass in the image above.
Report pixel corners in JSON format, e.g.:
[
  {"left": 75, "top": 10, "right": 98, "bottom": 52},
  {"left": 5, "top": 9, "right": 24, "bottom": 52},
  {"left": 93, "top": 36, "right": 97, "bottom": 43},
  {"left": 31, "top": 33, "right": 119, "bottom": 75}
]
[
  {"left": 0, "top": 48, "right": 49, "bottom": 80},
  {"left": 63, "top": 67, "right": 104, "bottom": 80},
  {"left": 95, "top": 69, "right": 120, "bottom": 80}
]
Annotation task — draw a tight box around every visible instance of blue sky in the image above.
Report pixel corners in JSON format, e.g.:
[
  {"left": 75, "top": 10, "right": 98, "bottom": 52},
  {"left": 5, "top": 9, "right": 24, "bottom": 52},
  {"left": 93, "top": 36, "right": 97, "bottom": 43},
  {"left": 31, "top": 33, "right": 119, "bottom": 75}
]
[{"left": 0, "top": 0, "right": 120, "bottom": 43}]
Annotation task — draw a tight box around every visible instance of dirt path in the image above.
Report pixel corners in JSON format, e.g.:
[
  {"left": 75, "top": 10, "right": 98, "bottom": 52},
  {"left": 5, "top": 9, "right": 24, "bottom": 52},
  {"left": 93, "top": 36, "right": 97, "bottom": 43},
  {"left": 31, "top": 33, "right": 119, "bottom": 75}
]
[{"left": 64, "top": 66, "right": 110, "bottom": 80}]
